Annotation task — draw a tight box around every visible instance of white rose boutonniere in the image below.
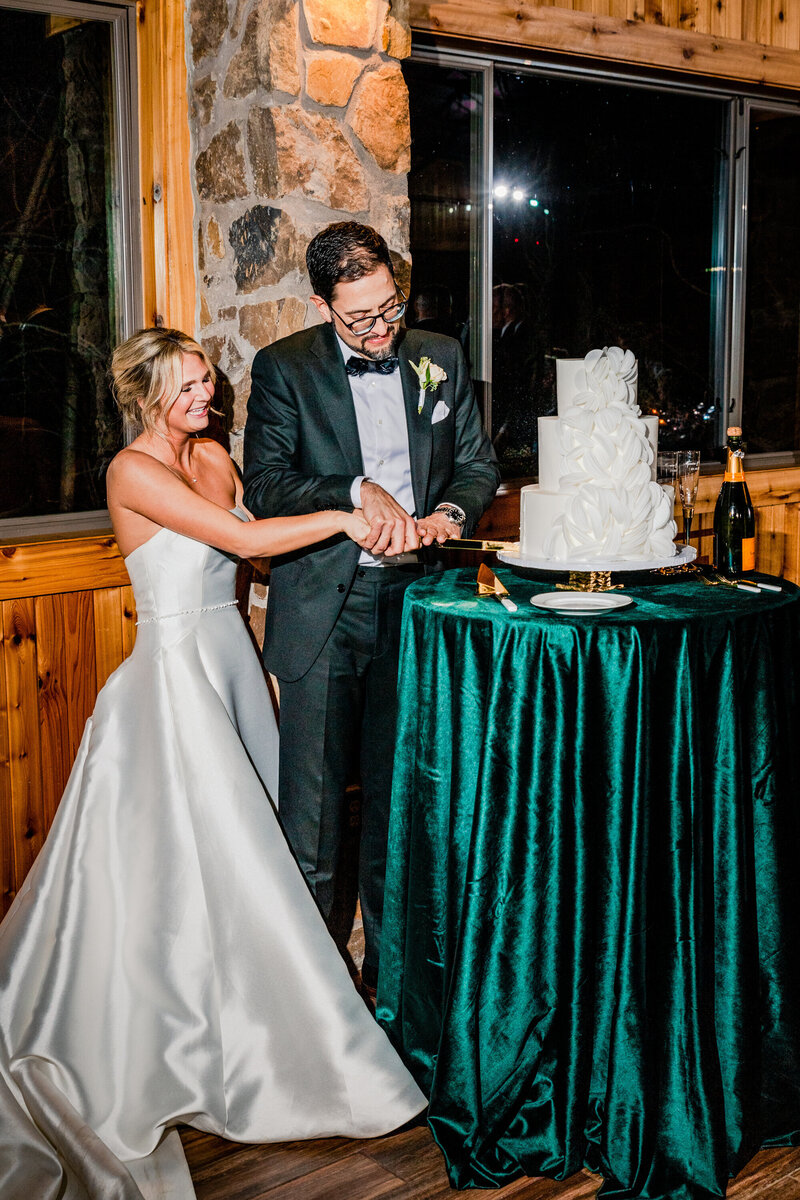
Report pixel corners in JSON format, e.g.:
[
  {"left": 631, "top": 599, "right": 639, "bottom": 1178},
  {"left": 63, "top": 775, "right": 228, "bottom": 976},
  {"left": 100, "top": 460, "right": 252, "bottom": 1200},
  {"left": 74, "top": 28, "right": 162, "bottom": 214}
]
[{"left": 409, "top": 356, "right": 447, "bottom": 414}]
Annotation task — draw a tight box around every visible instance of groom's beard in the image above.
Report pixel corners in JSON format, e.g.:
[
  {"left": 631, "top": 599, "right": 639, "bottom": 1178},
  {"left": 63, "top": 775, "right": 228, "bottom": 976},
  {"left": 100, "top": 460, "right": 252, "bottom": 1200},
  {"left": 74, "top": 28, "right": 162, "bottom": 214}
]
[{"left": 356, "top": 323, "right": 402, "bottom": 361}]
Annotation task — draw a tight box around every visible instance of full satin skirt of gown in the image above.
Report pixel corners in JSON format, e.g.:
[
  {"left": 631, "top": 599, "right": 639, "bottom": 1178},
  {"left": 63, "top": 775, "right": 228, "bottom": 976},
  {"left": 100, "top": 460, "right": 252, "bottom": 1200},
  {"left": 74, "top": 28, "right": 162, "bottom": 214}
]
[{"left": 0, "top": 522, "right": 426, "bottom": 1199}]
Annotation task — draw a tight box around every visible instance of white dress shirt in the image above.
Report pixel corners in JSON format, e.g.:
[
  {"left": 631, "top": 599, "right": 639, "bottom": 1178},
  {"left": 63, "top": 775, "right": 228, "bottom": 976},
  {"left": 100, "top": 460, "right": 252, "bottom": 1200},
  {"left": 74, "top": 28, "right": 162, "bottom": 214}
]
[{"left": 337, "top": 333, "right": 417, "bottom": 566}]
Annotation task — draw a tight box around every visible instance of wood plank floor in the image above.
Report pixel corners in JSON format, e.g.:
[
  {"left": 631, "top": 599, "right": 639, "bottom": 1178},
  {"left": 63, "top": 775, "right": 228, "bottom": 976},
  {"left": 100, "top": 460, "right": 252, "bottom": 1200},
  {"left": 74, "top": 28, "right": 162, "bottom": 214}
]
[{"left": 180, "top": 1124, "right": 800, "bottom": 1199}]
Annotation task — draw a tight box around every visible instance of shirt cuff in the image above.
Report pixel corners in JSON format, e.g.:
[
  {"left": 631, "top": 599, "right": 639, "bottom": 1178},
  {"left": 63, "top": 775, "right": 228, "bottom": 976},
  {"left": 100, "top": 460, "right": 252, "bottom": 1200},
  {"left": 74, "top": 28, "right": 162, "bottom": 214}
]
[{"left": 350, "top": 476, "right": 367, "bottom": 507}]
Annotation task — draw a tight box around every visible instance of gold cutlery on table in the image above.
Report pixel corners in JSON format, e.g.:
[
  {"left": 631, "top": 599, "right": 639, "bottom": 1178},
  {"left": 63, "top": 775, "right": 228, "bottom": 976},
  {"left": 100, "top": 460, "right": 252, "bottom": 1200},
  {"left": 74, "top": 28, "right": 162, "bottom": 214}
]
[
  {"left": 694, "top": 565, "right": 778, "bottom": 594},
  {"left": 476, "top": 563, "right": 518, "bottom": 612},
  {"left": 711, "top": 571, "right": 763, "bottom": 594}
]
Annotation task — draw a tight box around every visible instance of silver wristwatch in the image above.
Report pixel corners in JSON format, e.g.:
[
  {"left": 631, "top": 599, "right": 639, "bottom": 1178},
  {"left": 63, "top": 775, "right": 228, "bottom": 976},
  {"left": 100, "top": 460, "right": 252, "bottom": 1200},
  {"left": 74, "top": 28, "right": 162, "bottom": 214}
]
[{"left": 435, "top": 503, "right": 466, "bottom": 529}]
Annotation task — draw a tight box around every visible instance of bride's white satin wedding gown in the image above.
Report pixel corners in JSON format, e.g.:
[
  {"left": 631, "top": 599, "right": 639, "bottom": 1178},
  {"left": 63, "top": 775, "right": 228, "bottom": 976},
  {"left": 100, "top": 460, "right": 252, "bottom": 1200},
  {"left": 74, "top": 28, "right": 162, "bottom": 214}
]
[{"left": 0, "top": 514, "right": 425, "bottom": 1200}]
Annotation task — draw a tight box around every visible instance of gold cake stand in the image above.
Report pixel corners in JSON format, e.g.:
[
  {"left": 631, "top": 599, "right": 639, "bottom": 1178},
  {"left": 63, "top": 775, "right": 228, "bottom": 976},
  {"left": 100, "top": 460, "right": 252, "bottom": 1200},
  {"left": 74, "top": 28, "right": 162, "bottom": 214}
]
[{"left": 495, "top": 546, "right": 698, "bottom": 592}]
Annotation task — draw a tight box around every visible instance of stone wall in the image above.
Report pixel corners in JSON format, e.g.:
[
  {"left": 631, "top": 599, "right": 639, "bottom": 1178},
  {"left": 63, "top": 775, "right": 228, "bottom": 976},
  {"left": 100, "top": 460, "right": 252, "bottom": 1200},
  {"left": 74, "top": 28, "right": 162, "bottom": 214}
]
[{"left": 186, "top": 0, "right": 413, "bottom": 461}]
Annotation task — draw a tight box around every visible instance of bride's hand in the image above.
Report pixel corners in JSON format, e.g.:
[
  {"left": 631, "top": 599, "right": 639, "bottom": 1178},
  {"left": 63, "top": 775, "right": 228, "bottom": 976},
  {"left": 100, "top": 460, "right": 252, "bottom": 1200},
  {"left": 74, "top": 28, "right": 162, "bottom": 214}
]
[{"left": 341, "top": 509, "right": 372, "bottom": 546}]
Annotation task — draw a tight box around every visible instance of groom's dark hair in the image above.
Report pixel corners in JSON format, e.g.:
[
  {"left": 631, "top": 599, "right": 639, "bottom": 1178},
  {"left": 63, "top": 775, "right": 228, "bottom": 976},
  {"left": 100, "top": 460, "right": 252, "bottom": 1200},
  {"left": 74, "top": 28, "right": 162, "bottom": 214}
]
[{"left": 306, "top": 222, "right": 394, "bottom": 304}]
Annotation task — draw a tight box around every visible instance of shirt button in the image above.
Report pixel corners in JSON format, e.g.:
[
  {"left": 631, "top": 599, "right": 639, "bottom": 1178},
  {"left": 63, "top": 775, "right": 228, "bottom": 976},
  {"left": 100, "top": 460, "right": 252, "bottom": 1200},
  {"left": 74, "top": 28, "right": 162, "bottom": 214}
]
[
  {"left": 337, "top": 584, "right": 346, "bottom": 593},
  {"left": 379, "top": 459, "right": 384, "bottom": 466}
]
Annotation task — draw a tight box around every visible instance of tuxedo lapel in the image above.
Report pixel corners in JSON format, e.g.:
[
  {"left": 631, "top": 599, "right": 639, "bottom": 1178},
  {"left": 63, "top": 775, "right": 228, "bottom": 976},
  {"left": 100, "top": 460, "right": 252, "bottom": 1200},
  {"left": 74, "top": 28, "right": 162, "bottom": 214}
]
[
  {"left": 399, "top": 333, "right": 432, "bottom": 519},
  {"left": 309, "top": 323, "right": 364, "bottom": 474}
]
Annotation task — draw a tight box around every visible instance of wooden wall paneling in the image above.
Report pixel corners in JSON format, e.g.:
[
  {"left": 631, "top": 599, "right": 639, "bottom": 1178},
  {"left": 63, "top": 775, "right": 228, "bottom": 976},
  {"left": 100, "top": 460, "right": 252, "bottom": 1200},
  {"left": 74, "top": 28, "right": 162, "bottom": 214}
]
[
  {"left": 698, "top": 0, "right": 716, "bottom": 35},
  {"left": 777, "top": 0, "right": 800, "bottom": 51},
  {"left": 711, "top": 0, "right": 743, "bottom": 40},
  {"left": 647, "top": 0, "right": 679, "bottom": 29},
  {"left": 34, "top": 594, "right": 72, "bottom": 831},
  {"left": 699, "top": 527, "right": 715, "bottom": 565},
  {"left": 94, "top": 587, "right": 125, "bottom": 691},
  {"left": 0, "top": 536, "right": 130, "bottom": 602},
  {"left": 742, "top": 466, "right": 800, "bottom": 508},
  {"left": 121, "top": 586, "right": 137, "bottom": 659},
  {"left": 0, "top": 615, "right": 13, "bottom": 916},
  {"left": 678, "top": 0, "right": 704, "bottom": 34},
  {"left": 2, "top": 599, "right": 45, "bottom": 895},
  {"left": 784, "top": 502, "right": 800, "bottom": 581},
  {"left": 786, "top": 2, "right": 800, "bottom": 51},
  {"left": 755, "top": 499, "right": 787, "bottom": 575},
  {"left": 62, "top": 591, "right": 97, "bottom": 762},
  {"left": 408, "top": 1, "right": 800, "bottom": 88},
  {"left": 762, "top": 0, "right": 786, "bottom": 48},
  {"left": 741, "top": 0, "right": 766, "bottom": 43},
  {"left": 765, "top": 0, "right": 785, "bottom": 47},
  {"left": 767, "top": 0, "right": 787, "bottom": 49}
]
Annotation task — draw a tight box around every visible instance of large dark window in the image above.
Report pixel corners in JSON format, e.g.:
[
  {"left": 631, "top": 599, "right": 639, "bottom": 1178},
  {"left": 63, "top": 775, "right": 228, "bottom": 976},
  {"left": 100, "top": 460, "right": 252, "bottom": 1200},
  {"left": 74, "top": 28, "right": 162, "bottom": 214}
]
[
  {"left": 0, "top": 1, "right": 137, "bottom": 526},
  {"left": 405, "top": 52, "right": 800, "bottom": 478},
  {"left": 406, "top": 63, "right": 484, "bottom": 397},
  {"left": 743, "top": 107, "right": 800, "bottom": 455},
  {"left": 491, "top": 72, "right": 724, "bottom": 477}
]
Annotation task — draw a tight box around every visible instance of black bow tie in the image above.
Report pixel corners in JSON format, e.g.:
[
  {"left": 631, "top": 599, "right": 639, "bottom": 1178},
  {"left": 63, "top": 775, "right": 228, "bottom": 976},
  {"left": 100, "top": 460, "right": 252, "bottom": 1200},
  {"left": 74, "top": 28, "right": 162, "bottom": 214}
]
[{"left": 345, "top": 355, "right": 399, "bottom": 377}]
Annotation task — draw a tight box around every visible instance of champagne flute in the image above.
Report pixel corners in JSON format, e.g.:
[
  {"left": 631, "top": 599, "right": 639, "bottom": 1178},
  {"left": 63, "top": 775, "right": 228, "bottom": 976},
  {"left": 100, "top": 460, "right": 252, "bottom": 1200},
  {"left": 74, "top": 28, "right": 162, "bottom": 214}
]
[
  {"left": 657, "top": 451, "right": 679, "bottom": 490},
  {"left": 657, "top": 451, "right": 679, "bottom": 533},
  {"left": 676, "top": 450, "right": 701, "bottom": 546}
]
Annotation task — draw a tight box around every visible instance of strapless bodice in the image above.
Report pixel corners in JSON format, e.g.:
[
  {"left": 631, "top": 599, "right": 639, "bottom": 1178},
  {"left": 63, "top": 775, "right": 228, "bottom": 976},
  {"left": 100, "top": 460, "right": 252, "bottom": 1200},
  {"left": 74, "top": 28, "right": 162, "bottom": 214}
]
[{"left": 124, "top": 510, "right": 243, "bottom": 625}]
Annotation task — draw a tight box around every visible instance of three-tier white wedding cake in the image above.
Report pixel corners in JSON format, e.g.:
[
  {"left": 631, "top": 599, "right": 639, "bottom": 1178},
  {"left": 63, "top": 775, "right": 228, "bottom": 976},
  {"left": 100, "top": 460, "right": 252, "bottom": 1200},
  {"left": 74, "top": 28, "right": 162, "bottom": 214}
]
[{"left": 519, "top": 347, "right": 677, "bottom": 562}]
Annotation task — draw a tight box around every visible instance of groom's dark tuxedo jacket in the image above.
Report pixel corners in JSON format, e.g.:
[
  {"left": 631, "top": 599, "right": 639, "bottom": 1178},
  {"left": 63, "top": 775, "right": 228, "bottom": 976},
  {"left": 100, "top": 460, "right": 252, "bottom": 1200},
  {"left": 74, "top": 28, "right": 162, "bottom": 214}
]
[{"left": 243, "top": 322, "right": 499, "bottom": 682}]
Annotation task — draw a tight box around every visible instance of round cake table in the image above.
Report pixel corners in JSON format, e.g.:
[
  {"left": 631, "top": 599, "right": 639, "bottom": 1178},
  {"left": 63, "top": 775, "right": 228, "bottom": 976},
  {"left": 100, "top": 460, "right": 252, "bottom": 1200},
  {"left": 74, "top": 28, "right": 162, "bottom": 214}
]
[{"left": 379, "top": 567, "right": 800, "bottom": 1200}]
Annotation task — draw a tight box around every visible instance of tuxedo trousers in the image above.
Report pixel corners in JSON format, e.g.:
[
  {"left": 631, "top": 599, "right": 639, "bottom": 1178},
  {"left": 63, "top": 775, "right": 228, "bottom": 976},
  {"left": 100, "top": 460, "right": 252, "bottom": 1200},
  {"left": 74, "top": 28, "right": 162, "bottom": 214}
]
[{"left": 276, "top": 564, "right": 424, "bottom": 986}]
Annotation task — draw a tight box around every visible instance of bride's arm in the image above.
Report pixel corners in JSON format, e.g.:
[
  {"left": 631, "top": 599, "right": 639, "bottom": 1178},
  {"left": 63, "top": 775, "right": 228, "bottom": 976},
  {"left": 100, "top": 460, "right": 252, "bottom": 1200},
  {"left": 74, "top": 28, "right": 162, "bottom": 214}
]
[{"left": 107, "top": 451, "right": 369, "bottom": 558}]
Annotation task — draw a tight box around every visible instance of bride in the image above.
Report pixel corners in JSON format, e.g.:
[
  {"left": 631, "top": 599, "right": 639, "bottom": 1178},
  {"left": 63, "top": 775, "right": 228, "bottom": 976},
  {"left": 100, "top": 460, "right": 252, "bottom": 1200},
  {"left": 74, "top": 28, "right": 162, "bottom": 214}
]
[{"left": 0, "top": 328, "right": 426, "bottom": 1200}]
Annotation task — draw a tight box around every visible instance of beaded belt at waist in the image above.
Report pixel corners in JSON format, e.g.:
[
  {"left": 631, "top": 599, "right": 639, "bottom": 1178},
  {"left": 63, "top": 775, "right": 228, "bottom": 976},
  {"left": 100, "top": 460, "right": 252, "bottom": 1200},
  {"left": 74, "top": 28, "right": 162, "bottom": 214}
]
[{"left": 135, "top": 599, "right": 239, "bottom": 626}]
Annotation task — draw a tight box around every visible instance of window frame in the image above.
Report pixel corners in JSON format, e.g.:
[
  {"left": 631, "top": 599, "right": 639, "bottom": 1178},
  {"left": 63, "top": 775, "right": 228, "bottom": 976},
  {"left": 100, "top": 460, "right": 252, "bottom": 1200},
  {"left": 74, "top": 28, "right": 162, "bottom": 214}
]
[
  {"left": 408, "top": 42, "right": 800, "bottom": 471},
  {"left": 0, "top": 0, "right": 141, "bottom": 540}
]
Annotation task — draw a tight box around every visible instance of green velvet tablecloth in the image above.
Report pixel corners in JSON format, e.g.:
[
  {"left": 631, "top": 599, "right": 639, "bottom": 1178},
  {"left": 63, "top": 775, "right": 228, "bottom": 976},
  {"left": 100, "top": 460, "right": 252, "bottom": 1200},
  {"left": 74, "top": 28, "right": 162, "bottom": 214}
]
[{"left": 379, "top": 568, "right": 800, "bottom": 1199}]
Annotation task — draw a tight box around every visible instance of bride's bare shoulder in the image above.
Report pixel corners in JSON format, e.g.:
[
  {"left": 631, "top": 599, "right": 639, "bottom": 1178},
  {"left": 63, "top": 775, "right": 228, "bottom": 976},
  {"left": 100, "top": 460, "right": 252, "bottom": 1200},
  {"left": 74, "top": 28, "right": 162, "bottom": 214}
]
[{"left": 107, "top": 445, "right": 170, "bottom": 488}]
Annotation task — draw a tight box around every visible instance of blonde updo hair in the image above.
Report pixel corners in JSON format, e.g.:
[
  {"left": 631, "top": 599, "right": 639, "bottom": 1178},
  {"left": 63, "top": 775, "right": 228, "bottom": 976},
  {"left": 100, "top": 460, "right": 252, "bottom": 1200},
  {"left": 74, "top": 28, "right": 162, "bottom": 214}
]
[{"left": 110, "top": 328, "right": 217, "bottom": 435}]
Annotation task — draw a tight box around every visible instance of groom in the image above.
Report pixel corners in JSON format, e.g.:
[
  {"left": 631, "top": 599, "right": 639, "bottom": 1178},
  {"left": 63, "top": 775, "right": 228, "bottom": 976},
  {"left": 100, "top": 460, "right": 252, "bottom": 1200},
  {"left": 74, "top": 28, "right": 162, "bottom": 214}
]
[{"left": 243, "top": 222, "right": 498, "bottom": 993}]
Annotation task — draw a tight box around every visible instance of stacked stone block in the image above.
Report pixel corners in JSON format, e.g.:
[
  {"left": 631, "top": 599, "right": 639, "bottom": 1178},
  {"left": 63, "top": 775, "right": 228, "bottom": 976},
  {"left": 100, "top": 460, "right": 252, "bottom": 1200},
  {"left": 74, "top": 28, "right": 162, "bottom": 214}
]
[{"left": 187, "top": 0, "right": 412, "bottom": 456}]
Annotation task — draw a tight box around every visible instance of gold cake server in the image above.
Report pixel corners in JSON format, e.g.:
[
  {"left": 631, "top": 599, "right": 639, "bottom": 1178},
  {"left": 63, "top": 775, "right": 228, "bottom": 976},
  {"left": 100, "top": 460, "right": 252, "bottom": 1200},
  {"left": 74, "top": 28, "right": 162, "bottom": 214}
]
[{"left": 476, "top": 563, "right": 518, "bottom": 612}]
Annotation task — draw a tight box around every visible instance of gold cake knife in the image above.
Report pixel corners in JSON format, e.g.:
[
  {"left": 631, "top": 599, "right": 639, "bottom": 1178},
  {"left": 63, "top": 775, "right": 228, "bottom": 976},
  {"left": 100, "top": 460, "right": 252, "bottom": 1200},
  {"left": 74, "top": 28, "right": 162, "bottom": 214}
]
[{"left": 438, "top": 538, "right": 518, "bottom": 552}]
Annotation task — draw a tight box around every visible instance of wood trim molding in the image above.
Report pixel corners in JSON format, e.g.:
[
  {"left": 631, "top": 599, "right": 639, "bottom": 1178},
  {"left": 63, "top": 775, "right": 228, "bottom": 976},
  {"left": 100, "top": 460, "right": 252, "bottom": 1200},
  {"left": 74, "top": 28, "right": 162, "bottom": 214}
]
[
  {"left": 137, "top": 0, "right": 197, "bottom": 333},
  {"left": 409, "top": 1, "right": 800, "bottom": 90}
]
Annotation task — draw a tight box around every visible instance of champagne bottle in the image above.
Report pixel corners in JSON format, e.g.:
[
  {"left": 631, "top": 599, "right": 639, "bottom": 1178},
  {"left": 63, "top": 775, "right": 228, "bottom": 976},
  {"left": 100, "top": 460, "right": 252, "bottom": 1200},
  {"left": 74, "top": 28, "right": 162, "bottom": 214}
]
[{"left": 713, "top": 426, "right": 755, "bottom": 576}]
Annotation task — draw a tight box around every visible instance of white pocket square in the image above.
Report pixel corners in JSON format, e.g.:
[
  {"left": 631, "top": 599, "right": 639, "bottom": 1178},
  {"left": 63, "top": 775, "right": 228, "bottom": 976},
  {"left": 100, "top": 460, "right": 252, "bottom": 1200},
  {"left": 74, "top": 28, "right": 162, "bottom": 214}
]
[{"left": 431, "top": 399, "right": 451, "bottom": 425}]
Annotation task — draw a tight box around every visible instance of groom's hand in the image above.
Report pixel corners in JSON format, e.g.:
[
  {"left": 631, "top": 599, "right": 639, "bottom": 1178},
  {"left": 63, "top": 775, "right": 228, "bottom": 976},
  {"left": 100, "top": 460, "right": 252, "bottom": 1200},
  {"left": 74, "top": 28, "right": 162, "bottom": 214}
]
[
  {"left": 416, "top": 511, "right": 462, "bottom": 545},
  {"left": 360, "top": 481, "right": 419, "bottom": 556}
]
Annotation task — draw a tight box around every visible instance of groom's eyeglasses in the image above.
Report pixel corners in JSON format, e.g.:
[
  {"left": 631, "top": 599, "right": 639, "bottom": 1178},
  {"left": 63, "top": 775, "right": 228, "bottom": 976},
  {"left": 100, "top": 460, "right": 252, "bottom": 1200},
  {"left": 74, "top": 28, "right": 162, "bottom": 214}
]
[{"left": 329, "top": 289, "right": 407, "bottom": 336}]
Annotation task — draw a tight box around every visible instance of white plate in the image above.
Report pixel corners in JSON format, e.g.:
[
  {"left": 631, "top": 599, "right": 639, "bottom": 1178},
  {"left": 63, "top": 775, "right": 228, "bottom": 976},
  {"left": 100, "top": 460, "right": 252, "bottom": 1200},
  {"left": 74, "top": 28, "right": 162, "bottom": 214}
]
[
  {"left": 530, "top": 591, "right": 633, "bottom": 614},
  {"left": 498, "top": 545, "right": 696, "bottom": 573}
]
